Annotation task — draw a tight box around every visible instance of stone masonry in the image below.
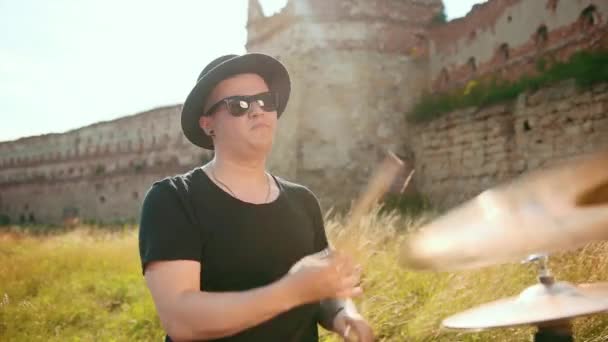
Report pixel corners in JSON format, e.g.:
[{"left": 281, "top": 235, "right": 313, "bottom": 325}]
[
  {"left": 411, "top": 80, "right": 608, "bottom": 206},
  {"left": 0, "top": 0, "right": 607, "bottom": 224},
  {"left": 0, "top": 105, "right": 212, "bottom": 224},
  {"left": 429, "top": 0, "right": 608, "bottom": 91},
  {"left": 429, "top": 0, "right": 608, "bottom": 89},
  {"left": 246, "top": 0, "right": 442, "bottom": 209}
]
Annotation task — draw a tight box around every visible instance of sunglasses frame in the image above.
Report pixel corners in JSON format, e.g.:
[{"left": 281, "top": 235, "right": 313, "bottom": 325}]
[{"left": 204, "top": 91, "right": 279, "bottom": 117}]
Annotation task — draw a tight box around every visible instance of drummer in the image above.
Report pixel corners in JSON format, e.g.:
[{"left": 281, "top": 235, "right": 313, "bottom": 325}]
[{"left": 138, "top": 53, "right": 374, "bottom": 341}]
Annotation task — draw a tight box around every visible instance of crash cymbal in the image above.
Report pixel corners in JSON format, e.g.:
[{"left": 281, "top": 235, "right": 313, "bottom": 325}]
[
  {"left": 400, "top": 150, "right": 608, "bottom": 271},
  {"left": 443, "top": 281, "right": 608, "bottom": 330},
  {"left": 577, "top": 282, "right": 608, "bottom": 296}
]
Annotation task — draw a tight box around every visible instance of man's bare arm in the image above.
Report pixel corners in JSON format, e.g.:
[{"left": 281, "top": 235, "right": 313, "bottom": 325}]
[{"left": 145, "top": 253, "right": 361, "bottom": 341}]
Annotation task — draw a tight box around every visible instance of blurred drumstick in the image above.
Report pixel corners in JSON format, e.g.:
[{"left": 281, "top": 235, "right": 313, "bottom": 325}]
[
  {"left": 315, "top": 151, "right": 404, "bottom": 257},
  {"left": 346, "top": 150, "right": 404, "bottom": 228},
  {"left": 400, "top": 169, "right": 415, "bottom": 194}
]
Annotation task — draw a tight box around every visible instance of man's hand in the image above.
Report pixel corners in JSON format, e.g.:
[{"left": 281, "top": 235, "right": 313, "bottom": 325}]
[
  {"left": 333, "top": 309, "right": 374, "bottom": 342},
  {"left": 286, "top": 250, "right": 362, "bottom": 304}
]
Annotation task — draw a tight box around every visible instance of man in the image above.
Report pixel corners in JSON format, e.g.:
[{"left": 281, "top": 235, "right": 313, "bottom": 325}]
[{"left": 139, "top": 53, "right": 374, "bottom": 341}]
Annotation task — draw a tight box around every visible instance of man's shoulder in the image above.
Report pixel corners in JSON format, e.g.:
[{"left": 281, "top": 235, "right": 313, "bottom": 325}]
[
  {"left": 275, "top": 175, "right": 310, "bottom": 193},
  {"left": 274, "top": 175, "right": 319, "bottom": 203},
  {"left": 146, "top": 168, "right": 202, "bottom": 199}
]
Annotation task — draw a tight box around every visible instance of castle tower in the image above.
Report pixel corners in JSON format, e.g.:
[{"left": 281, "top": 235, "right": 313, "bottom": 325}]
[{"left": 246, "top": 0, "right": 443, "bottom": 207}]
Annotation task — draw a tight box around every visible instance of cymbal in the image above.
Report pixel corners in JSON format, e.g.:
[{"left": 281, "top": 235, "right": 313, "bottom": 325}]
[
  {"left": 400, "top": 150, "right": 608, "bottom": 271},
  {"left": 577, "top": 282, "right": 608, "bottom": 296},
  {"left": 443, "top": 281, "right": 608, "bottom": 330}
]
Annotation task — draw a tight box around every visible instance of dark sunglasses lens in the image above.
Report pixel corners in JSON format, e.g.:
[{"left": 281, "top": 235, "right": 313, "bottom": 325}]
[
  {"left": 227, "top": 99, "right": 250, "bottom": 116},
  {"left": 256, "top": 92, "right": 278, "bottom": 111}
]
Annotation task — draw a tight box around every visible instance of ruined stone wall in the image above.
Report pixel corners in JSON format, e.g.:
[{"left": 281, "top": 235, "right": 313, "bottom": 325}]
[
  {"left": 428, "top": 0, "right": 608, "bottom": 91},
  {"left": 4, "top": 0, "right": 607, "bottom": 224},
  {"left": 0, "top": 105, "right": 211, "bottom": 224},
  {"left": 247, "top": 0, "right": 441, "bottom": 208},
  {"left": 410, "top": 80, "right": 608, "bottom": 207}
]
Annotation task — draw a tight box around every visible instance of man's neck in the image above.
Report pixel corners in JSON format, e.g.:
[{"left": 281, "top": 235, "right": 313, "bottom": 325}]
[{"left": 208, "top": 149, "right": 268, "bottom": 188}]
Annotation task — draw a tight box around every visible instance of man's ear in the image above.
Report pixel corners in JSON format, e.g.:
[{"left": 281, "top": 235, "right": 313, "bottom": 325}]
[{"left": 199, "top": 116, "right": 213, "bottom": 135}]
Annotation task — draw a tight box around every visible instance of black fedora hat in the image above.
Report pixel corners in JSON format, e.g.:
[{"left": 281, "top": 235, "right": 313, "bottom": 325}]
[{"left": 181, "top": 53, "right": 291, "bottom": 149}]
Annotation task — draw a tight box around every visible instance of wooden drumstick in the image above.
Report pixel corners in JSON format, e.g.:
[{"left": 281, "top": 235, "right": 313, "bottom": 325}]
[
  {"left": 346, "top": 150, "right": 405, "bottom": 228},
  {"left": 315, "top": 150, "right": 405, "bottom": 258}
]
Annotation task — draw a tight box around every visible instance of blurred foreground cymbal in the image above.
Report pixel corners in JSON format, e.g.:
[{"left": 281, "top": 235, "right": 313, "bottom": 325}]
[
  {"left": 400, "top": 150, "right": 608, "bottom": 271},
  {"left": 442, "top": 281, "right": 608, "bottom": 330},
  {"left": 578, "top": 282, "right": 608, "bottom": 295}
]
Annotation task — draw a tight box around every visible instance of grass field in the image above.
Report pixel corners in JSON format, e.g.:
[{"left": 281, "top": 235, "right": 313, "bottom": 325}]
[{"left": 2, "top": 211, "right": 608, "bottom": 341}]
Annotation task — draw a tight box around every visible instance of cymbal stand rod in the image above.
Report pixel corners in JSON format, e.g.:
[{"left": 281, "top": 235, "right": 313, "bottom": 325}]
[
  {"left": 538, "top": 255, "right": 554, "bottom": 285},
  {"left": 524, "top": 253, "right": 554, "bottom": 285}
]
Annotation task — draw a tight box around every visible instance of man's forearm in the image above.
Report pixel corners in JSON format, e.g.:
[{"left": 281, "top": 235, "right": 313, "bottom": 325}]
[{"left": 166, "top": 277, "right": 301, "bottom": 341}]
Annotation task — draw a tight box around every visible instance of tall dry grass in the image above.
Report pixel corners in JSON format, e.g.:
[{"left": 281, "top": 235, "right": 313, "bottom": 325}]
[
  {"left": 323, "top": 209, "right": 608, "bottom": 341},
  {"left": 1, "top": 211, "right": 608, "bottom": 341},
  {"left": 0, "top": 227, "right": 162, "bottom": 341}
]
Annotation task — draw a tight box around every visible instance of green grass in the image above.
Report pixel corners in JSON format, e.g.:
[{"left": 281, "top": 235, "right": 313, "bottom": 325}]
[
  {"left": 2, "top": 213, "right": 608, "bottom": 341},
  {"left": 0, "top": 228, "right": 162, "bottom": 341},
  {"left": 408, "top": 50, "right": 608, "bottom": 123}
]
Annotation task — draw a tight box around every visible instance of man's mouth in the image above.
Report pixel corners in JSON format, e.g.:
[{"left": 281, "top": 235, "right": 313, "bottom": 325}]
[{"left": 252, "top": 123, "right": 271, "bottom": 129}]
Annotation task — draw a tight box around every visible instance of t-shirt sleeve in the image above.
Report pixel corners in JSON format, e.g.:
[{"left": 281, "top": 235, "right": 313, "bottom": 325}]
[
  {"left": 301, "top": 187, "right": 329, "bottom": 253},
  {"left": 138, "top": 180, "right": 202, "bottom": 275}
]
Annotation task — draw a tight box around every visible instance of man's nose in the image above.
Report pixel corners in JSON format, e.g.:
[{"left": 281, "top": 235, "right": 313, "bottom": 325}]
[{"left": 248, "top": 101, "right": 264, "bottom": 117}]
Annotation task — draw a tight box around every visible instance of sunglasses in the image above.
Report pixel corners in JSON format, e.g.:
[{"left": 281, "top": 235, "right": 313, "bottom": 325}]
[{"left": 204, "top": 91, "right": 279, "bottom": 117}]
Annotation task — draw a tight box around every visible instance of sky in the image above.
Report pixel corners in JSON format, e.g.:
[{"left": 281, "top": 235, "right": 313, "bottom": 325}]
[{"left": 0, "top": 0, "right": 487, "bottom": 142}]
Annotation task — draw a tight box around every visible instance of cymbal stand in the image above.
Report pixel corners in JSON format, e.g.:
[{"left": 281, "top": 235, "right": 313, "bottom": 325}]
[{"left": 525, "top": 254, "right": 574, "bottom": 342}]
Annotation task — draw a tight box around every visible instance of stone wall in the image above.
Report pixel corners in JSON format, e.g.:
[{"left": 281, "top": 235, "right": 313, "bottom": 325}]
[
  {"left": 428, "top": 0, "right": 608, "bottom": 91},
  {"left": 247, "top": 0, "right": 441, "bottom": 208},
  {"left": 410, "top": 80, "right": 608, "bottom": 207},
  {"left": 2, "top": 0, "right": 607, "bottom": 224},
  {"left": 0, "top": 105, "right": 211, "bottom": 224}
]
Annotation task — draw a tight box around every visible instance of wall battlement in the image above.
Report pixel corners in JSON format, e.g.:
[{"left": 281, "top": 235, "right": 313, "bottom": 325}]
[
  {"left": 247, "top": 0, "right": 443, "bottom": 55},
  {"left": 0, "top": 105, "right": 211, "bottom": 224},
  {"left": 428, "top": 0, "right": 607, "bottom": 91}
]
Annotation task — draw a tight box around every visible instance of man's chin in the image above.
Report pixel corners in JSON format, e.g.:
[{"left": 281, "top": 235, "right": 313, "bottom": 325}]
[{"left": 247, "top": 138, "right": 274, "bottom": 154}]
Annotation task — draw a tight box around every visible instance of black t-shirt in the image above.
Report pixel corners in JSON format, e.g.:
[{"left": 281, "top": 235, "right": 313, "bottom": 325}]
[{"left": 138, "top": 167, "right": 329, "bottom": 342}]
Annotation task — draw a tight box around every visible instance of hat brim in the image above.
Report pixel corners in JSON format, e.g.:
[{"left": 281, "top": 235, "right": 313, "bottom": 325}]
[{"left": 181, "top": 53, "right": 291, "bottom": 149}]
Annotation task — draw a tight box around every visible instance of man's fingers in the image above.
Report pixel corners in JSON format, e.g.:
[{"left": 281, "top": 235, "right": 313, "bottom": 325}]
[
  {"left": 331, "top": 255, "right": 359, "bottom": 274},
  {"left": 341, "top": 274, "right": 361, "bottom": 289},
  {"left": 350, "top": 265, "right": 362, "bottom": 279},
  {"left": 343, "top": 324, "right": 352, "bottom": 340},
  {"left": 356, "top": 325, "right": 374, "bottom": 342},
  {"left": 336, "top": 286, "right": 363, "bottom": 298},
  {"left": 344, "top": 325, "right": 356, "bottom": 342},
  {"left": 351, "top": 321, "right": 375, "bottom": 342}
]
